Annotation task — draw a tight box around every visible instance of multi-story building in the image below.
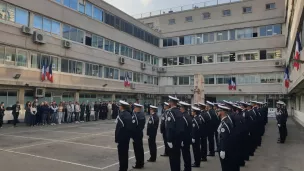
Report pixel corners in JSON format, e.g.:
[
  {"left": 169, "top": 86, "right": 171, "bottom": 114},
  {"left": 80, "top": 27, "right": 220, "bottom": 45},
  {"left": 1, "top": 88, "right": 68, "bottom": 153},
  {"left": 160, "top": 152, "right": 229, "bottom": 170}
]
[
  {"left": 0, "top": 0, "right": 289, "bottom": 119},
  {"left": 284, "top": 0, "right": 304, "bottom": 126},
  {"left": 138, "top": 0, "right": 286, "bottom": 107}
]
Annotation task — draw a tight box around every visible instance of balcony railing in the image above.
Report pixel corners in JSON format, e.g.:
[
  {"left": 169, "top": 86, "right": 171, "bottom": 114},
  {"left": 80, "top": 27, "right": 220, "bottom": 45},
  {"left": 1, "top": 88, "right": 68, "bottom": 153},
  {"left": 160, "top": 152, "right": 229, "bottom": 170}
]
[{"left": 132, "top": 0, "right": 242, "bottom": 19}]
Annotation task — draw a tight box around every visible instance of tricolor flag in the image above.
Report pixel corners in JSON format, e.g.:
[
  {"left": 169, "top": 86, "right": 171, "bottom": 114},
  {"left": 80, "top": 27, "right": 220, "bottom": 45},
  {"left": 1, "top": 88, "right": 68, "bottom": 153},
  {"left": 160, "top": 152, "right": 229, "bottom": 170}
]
[
  {"left": 45, "top": 64, "right": 50, "bottom": 80},
  {"left": 41, "top": 63, "right": 45, "bottom": 81},
  {"left": 124, "top": 72, "right": 130, "bottom": 87},
  {"left": 294, "top": 32, "right": 303, "bottom": 70},
  {"left": 228, "top": 78, "right": 236, "bottom": 90},
  {"left": 48, "top": 62, "right": 53, "bottom": 83},
  {"left": 284, "top": 67, "right": 291, "bottom": 88}
]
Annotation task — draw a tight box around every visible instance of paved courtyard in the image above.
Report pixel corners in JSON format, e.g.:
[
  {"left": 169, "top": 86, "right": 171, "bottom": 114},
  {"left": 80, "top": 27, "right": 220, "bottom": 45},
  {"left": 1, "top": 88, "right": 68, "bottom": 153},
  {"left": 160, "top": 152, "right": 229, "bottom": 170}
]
[{"left": 0, "top": 118, "right": 303, "bottom": 171}]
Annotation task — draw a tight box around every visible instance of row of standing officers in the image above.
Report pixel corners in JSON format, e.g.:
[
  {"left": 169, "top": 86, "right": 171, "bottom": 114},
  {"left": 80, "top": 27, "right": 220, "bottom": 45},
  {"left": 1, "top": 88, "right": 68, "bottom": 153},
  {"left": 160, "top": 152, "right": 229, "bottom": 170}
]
[{"left": 114, "top": 96, "right": 274, "bottom": 171}]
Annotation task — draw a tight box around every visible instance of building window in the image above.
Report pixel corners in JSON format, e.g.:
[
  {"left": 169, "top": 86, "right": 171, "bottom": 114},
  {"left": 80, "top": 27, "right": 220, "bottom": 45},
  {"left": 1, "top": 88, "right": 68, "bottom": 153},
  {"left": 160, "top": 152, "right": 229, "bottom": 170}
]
[
  {"left": 222, "top": 9, "right": 231, "bottom": 16},
  {"left": 163, "top": 58, "right": 167, "bottom": 66},
  {"left": 216, "top": 75, "right": 231, "bottom": 84},
  {"left": 202, "top": 12, "right": 210, "bottom": 19},
  {"left": 4, "top": 47, "right": 16, "bottom": 66},
  {"left": 237, "top": 52, "right": 259, "bottom": 61},
  {"left": 92, "top": 34, "right": 103, "bottom": 49},
  {"left": 169, "top": 19, "right": 175, "bottom": 25},
  {"left": 216, "top": 31, "right": 228, "bottom": 41},
  {"left": 260, "top": 24, "right": 281, "bottom": 36},
  {"left": 217, "top": 53, "right": 231, "bottom": 63},
  {"left": 104, "top": 67, "right": 119, "bottom": 80},
  {"left": 179, "top": 56, "right": 195, "bottom": 65},
  {"left": 85, "top": 2, "right": 93, "bottom": 17},
  {"left": 204, "top": 75, "right": 215, "bottom": 84},
  {"left": 243, "top": 7, "right": 252, "bottom": 13},
  {"left": 78, "top": 0, "right": 85, "bottom": 13},
  {"left": 0, "top": 2, "right": 29, "bottom": 26},
  {"left": 15, "top": 7, "right": 29, "bottom": 26},
  {"left": 184, "top": 35, "right": 195, "bottom": 45},
  {"left": 85, "top": 63, "right": 99, "bottom": 77},
  {"left": 260, "top": 49, "right": 281, "bottom": 59},
  {"left": 93, "top": 6, "right": 103, "bottom": 22},
  {"left": 163, "top": 37, "right": 178, "bottom": 47},
  {"left": 63, "top": 0, "right": 78, "bottom": 10},
  {"left": 133, "top": 72, "right": 141, "bottom": 83},
  {"left": 63, "top": 24, "right": 84, "bottom": 43},
  {"left": 120, "top": 70, "right": 133, "bottom": 82},
  {"left": 237, "top": 28, "right": 254, "bottom": 39},
  {"left": 266, "top": 3, "right": 276, "bottom": 10},
  {"left": 104, "top": 39, "right": 114, "bottom": 52},
  {"left": 229, "top": 29, "right": 236, "bottom": 40},
  {"left": 16, "top": 49, "right": 28, "bottom": 67},
  {"left": 203, "top": 33, "right": 214, "bottom": 43},
  {"left": 179, "top": 76, "right": 190, "bottom": 85},
  {"left": 144, "top": 53, "right": 151, "bottom": 63},
  {"left": 185, "top": 16, "right": 193, "bottom": 22},
  {"left": 167, "top": 57, "right": 178, "bottom": 66}
]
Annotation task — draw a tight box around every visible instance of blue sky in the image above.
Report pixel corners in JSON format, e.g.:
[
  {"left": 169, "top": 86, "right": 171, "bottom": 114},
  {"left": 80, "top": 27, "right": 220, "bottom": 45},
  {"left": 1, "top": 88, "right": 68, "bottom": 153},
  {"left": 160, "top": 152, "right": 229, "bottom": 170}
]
[{"left": 103, "top": 0, "right": 212, "bottom": 16}]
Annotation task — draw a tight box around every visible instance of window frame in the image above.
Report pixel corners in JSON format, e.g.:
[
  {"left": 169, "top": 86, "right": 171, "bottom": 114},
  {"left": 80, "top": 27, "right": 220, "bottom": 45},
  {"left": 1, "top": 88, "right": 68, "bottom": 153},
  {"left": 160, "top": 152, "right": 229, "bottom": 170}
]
[{"left": 168, "top": 19, "right": 176, "bottom": 25}]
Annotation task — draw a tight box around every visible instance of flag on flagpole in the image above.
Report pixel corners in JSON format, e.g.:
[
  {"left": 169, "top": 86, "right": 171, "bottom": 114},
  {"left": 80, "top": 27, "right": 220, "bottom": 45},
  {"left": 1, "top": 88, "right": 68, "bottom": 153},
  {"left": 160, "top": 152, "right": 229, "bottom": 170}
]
[
  {"left": 228, "top": 78, "right": 236, "bottom": 90},
  {"left": 284, "top": 67, "right": 291, "bottom": 88},
  {"left": 45, "top": 64, "right": 50, "bottom": 80},
  {"left": 41, "top": 63, "right": 45, "bottom": 81},
  {"left": 294, "top": 32, "right": 303, "bottom": 70},
  {"left": 48, "top": 62, "right": 53, "bottom": 83},
  {"left": 124, "top": 72, "right": 130, "bottom": 87}
]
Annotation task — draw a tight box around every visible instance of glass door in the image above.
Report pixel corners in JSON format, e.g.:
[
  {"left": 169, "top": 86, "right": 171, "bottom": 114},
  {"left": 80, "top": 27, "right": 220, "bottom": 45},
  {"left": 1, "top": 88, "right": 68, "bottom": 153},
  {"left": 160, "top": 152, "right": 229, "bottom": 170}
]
[{"left": 52, "top": 96, "right": 62, "bottom": 104}]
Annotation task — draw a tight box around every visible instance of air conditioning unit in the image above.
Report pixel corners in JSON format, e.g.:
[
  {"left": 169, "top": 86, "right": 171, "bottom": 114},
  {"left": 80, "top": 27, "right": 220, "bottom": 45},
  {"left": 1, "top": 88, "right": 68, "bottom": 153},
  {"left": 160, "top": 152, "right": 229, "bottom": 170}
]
[
  {"left": 33, "top": 31, "right": 45, "bottom": 44},
  {"left": 131, "top": 83, "right": 136, "bottom": 89},
  {"left": 35, "top": 88, "right": 45, "bottom": 98},
  {"left": 152, "top": 66, "right": 156, "bottom": 71},
  {"left": 62, "top": 40, "right": 71, "bottom": 48},
  {"left": 21, "top": 25, "right": 33, "bottom": 35},
  {"left": 141, "top": 63, "right": 146, "bottom": 70},
  {"left": 119, "top": 57, "right": 125, "bottom": 64},
  {"left": 275, "top": 60, "right": 285, "bottom": 67},
  {"left": 157, "top": 67, "right": 167, "bottom": 73}
]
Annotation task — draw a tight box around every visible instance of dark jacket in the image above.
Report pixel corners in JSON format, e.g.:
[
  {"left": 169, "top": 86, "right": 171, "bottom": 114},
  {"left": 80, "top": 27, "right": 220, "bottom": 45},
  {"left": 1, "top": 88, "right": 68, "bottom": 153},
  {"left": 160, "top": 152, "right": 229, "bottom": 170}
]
[
  {"left": 12, "top": 104, "right": 20, "bottom": 115},
  {"left": 147, "top": 113, "right": 159, "bottom": 137},
  {"left": 192, "top": 115, "right": 202, "bottom": 139},
  {"left": 0, "top": 106, "right": 5, "bottom": 116},
  {"left": 115, "top": 110, "right": 134, "bottom": 143},
  {"left": 165, "top": 107, "right": 185, "bottom": 142}
]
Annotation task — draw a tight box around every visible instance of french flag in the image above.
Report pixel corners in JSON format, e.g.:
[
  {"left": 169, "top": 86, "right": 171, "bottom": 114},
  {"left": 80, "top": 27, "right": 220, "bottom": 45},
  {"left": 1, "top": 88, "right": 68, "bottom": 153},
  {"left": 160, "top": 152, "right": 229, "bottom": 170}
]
[
  {"left": 41, "top": 63, "right": 45, "bottom": 81},
  {"left": 45, "top": 64, "right": 50, "bottom": 80},
  {"left": 284, "top": 67, "right": 290, "bottom": 88},
  {"left": 228, "top": 78, "right": 236, "bottom": 90},
  {"left": 48, "top": 62, "right": 53, "bottom": 83},
  {"left": 124, "top": 72, "right": 130, "bottom": 87},
  {"left": 294, "top": 32, "right": 303, "bottom": 70}
]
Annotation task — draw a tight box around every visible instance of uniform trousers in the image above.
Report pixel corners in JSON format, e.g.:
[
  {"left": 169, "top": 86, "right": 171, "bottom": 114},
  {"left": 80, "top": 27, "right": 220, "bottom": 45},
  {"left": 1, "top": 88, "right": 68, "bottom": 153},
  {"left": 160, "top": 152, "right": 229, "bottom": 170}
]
[
  {"left": 132, "top": 133, "right": 145, "bottom": 166},
  {"left": 207, "top": 131, "right": 215, "bottom": 154},
  {"left": 13, "top": 113, "right": 19, "bottom": 126},
  {"left": 279, "top": 124, "right": 287, "bottom": 143},
  {"left": 200, "top": 136, "right": 208, "bottom": 160},
  {"left": 118, "top": 138, "right": 130, "bottom": 171},
  {"left": 162, "top": 133, "right": 169, "bottom": 155},
  {"left": 169, "top": 140, "right": 182, "bottom": 171},
  {"left": 148, "top": 135, "right": 157, "bottom": 161},
  {"left": 192, "top": 137, "right": 201, "bottom": 166},
  {"left": 85, "top": 112, "right": 90, "bottom": 121},
  {"left": 181, "top": 139, "right": 191, "bottom": 171}
]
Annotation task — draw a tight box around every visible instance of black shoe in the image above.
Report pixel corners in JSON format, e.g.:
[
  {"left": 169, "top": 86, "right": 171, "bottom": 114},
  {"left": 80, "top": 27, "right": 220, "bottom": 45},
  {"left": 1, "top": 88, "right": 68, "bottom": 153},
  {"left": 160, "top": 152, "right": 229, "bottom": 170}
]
[
  {"left": 207, "top": 153, "right": 215, "bottom": 156},
  {"left": 201, "top": 158, "right": 207, "bottom": 162},
  {"left": 132, "top": 165, "right": 144, "bottom": 169},
  {"left": 147, "top": 159, "right": 156, "bottom": 162},
  {"left": 191, "top": 164, "right": 200, "bottom": 167},
  {"left": 160, "top": 154, "right": 169, "bottom": 157}
]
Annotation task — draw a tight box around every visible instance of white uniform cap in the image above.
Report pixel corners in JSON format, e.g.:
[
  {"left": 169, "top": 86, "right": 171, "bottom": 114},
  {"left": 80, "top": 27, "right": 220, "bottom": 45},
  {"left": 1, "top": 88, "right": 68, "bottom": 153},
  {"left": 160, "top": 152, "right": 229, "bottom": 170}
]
[
  {"left": 206, "top": 101, "right": 214, "bottom": 106},
  {"left": 198, "top": 102, "right": 206, "bottom": 106},
  {"left": 233, "top": 105, "right": 243, "bottom": 110},
  {"left": 133, "top": 103, "right": 143, "bottom": 107},
  {"left": 192, "top": 106, "right": 200, "bottom": 111},
  {"left": 179, "top": 101, "right": 191, "bottom": 106},
  {"left": 119, "top": 100, "right": 129, "bottom": 106},
  {"left": 250, "top": 100, "right": 258, "bottom": 104},
  {"left": 168, "top": 95, "right": 179, "bottom": 101},
  {"left": 150, "top": 105, "right": 158, "bottom": 109},
  {"left": 218, "top": 104, "right": 230, "bottom": 111},
  {"left": 276, "top": 101, "right": 286, "bottom": 105},
  {"left": 256, "top": 101, "right": 264, "bottom": 105},
  {"left": 164, "top": 102, "right": 169, "bottom": 106}
]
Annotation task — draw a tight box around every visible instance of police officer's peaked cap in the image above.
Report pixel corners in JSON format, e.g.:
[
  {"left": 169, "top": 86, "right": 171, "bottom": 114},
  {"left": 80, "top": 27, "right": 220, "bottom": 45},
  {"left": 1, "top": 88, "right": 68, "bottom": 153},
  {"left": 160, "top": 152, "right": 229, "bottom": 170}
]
[
  {"left": 164, "top": 102, "right": 169, "bottom": 106},
  {"left": 223, "top": 100, "right": 234, "bottom": 106},
  {"left": 192, "top": 106, "right": 200, "bottom": 111},
  {"left": 239, "top": 101, "right": 248, "bottom": 107},
  {"left": 198, "top": 102, "right": 206, "bottom": 106},
  {"left": 150, "top": 105, "right": 158, "bottom": 109},
  {"left": 276, "top": 101, "right": 286, "bottom": 105},
  {"left": 206, "top": 101, "right": 214, "bottom": 106},
  {"left": 168, "top": 95, "right": 179, "bottom": 101},
  {"left": 218, "top": 105, "right": 230, "bottom": 111},
  {"left": 250, "top": 100, "right": 258, "bottom": 104},
  {"left": 233, "top": 105, "right": 243, "bottom": 110},
  {"left": 133, "top": 103, "right": 143, "bottom": 107},
  {"left": 256, "top": 101, "right": 264, "bottom": 105},
  {"left": 119, "top": 100, "right": 129, "bottom": 106},
  {"left": 179, "top": 101, "right": 191, "bottom": 106}
]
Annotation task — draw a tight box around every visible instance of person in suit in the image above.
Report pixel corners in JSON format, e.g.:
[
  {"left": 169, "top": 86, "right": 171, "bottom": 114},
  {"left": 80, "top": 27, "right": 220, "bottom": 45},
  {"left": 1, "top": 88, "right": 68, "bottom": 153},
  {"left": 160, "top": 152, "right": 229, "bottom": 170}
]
[
  {"left": 12, "top": 101, "right": 21, "bottom": 127},
  {"left": 147, "top": 105, "right": 159, "bottom": 162},
  {"left": 85, "top": 102, "right": 91, "bottom": 122},
  {"left": 276, "top": 101, "right": 288, "bottom": 143},
  {"left": 160, "top": 102, "right": 170, "bottom": 157},
  {"left": 191, "top": 106, "right": 202, "bottom": 167},
  {"left": 0, "top": 102, "right": 5, "bottom": 128},
  {"left": 112, "top": 101, "right": 119, "bottom": 119}
]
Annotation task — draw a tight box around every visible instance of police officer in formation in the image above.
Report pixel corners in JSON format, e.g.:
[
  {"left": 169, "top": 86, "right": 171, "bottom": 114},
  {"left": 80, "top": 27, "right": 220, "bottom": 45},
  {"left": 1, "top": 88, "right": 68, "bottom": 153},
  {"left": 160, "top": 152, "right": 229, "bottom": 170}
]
[
  {"left": 131, "top": 103, "right": 146, "bottom": 169},
  {"left": 160, "top": 102, "right": 170, "bottom": 157},
  {"left": 114, "top": 97, "right": 271, "bottom": 171},
  {"left": 276, "top": 101, "right": 288, "bottom": 143},
  {"left": 147, "top": 105, "right": 159, "bottom": 162}
]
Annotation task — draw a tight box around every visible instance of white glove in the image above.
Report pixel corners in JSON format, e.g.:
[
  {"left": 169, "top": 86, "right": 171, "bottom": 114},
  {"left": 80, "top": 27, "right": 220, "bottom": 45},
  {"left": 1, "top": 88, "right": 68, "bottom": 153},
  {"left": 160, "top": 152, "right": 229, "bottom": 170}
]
[
  {"left": 181, "top": 141, "right": 184, "bottom": 147},
  {"left": 167, "top": 142, "right": 173, "bottom": 148},
  {"left": 278, "top": 124, "right": 281, "bottom": 127},
  {"left": 192, "top": 139, "right": 195, "bottom": 143},
  {"left": 220, "top": 151, "right": 225, "bottom": 159}
]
